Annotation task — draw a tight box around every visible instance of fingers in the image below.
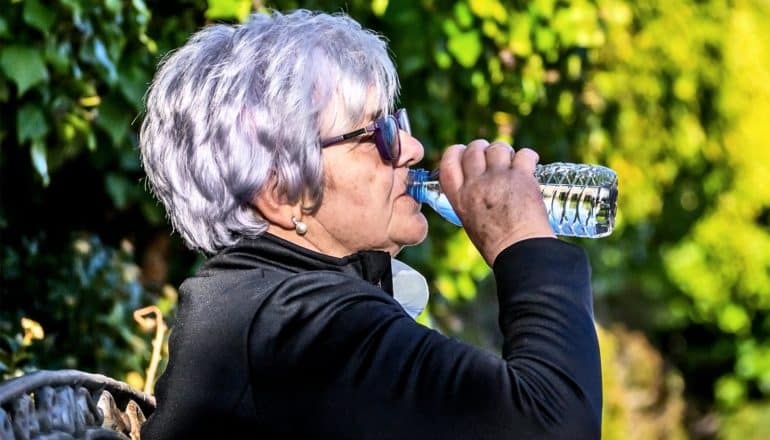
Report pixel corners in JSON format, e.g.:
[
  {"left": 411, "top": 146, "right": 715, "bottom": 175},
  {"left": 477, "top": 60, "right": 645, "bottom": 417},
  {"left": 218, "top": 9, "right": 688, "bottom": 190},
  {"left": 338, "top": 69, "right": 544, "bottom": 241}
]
[
  {"left": 485, "top": 142, "right": 514, "bottom": 171},
  {"left": 439, "top": 144, "right": 466, "bottom": 197},
  {"left": 461, "top": 139, "right": 490, "bottom": 178},
  {"left": 511, "top": 148, "right": 539, "bottom": 174},
  {"left": 441, "top": 141, "right": 539, "bottom": 194}
]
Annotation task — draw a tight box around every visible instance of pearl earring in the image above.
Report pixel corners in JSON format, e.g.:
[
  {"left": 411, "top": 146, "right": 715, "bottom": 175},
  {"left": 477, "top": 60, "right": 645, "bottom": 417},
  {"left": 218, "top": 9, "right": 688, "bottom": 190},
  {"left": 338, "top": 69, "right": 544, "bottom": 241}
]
[{"left": 291, "top": 216, "right": 308, "bottom": 236}]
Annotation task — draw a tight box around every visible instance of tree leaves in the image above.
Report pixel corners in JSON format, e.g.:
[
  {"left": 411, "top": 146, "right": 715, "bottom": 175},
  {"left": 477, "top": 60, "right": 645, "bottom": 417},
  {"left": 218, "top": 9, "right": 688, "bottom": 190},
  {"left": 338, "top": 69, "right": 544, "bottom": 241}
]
[
  {"left": 2, "top": 1, "right": 770, "bottom": 432},
  {"left": 30, "top": 140, "right": 49, "bottom": 186},
  {"left": 17, "top": 104, "right": 48, "bottom": 143},
  {"left": 447, "top": 30, "right": 482, "bottom": 68},
  {"left": 205, "top": 0, "right": 252, "bottom": 22},
  {"left": 0, "top": 45, "right": 49, "bottom": 96},
  {"left": 96, "top": 93, "right": 132, "bottom": 145},
  {"left": 23, "top": 0, "right": 56, "bottom": 34}
]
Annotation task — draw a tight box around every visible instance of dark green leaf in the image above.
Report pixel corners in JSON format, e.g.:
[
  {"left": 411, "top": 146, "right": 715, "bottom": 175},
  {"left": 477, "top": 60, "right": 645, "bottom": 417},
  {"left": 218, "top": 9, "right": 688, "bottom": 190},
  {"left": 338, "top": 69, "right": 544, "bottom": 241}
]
[
  {"left": 117, "top": 64, "right": 149, "bottom": 107},
  {"left": 45, "top": 41, "right": 72, "bottom": 75},
  {"left": 0, "top": 16, "right": 8, "bottom": 38},
  {"left": 0, "top": 77, "right": 8, "bottom": 102},
  {"left": 23, "top": 0, "right": 56, "bottom": 34},
  {"left": 106, "top": 173, "right": 131, "bottom": 209},
  {"left": 118, "top": 147, "right": 141, "bottom": 172},
  {"left": 17, "top": 104, "right": 49, "bottom": 143},
  {"left": 0, "top": 45, "right": 49, "bottom": 96},
  {"left": 105, "top": 0, "right": 121, "bottom": 15},
  {"left": 140, "top": 199, "right": 164, "bottom": 226},
  {"left": 59, "top": 0, "right": 82, "bottom": 17},
  {"left": 96, "top": 95, "right": 132, "bottom": 145},
  {"left": 60, "top": 0, "right": 88, "bottom": 35},
  {"left": 400, "top": 54, "right": 427, "bottom": 77}
]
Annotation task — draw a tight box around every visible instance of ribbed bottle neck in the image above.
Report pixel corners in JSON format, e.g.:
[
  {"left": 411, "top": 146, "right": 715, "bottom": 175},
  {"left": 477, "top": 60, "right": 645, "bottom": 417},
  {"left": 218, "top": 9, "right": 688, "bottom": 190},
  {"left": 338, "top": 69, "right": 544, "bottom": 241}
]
[{"left": 406, "top": 168, "right": 432, "bottom": 202}]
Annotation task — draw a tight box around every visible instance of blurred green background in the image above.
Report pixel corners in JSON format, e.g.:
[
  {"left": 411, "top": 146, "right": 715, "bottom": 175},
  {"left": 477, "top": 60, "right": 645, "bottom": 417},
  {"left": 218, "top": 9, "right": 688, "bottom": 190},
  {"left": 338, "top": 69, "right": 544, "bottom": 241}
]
[{"left": 1, "top": 0, "right": 769, "bottom": 438}]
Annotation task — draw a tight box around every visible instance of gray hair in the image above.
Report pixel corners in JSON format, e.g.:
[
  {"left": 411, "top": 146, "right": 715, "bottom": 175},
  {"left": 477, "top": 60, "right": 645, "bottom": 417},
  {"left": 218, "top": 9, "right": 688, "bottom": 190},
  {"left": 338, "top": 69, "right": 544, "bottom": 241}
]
[{"left": 140, "top": 10, "right": 399, "bottom": 254}]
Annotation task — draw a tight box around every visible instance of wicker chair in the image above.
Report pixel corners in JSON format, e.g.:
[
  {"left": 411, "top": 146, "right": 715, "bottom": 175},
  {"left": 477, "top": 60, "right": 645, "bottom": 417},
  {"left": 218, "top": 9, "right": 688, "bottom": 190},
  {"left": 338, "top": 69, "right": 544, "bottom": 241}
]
[{"left": 0, "top": 370, "right": 155, "bottom": 440}]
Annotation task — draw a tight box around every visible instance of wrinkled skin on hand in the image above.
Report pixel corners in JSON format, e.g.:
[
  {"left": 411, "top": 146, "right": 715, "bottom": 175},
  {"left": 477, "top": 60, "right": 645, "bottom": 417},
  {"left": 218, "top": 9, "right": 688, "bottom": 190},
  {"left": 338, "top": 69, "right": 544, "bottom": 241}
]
[{"left": 438, "top": 139, "right": 556, "bottom": 266}]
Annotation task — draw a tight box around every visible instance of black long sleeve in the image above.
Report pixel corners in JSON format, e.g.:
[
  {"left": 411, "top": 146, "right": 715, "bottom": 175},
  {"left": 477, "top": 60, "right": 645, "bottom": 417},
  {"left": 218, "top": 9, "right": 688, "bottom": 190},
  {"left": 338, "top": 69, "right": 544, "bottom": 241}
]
[
  {"left": 245, "top": 237, "right": 602, "bottom": 439},
  {"left": 142, "top": 236, "right": 601, "bottom": 439}
]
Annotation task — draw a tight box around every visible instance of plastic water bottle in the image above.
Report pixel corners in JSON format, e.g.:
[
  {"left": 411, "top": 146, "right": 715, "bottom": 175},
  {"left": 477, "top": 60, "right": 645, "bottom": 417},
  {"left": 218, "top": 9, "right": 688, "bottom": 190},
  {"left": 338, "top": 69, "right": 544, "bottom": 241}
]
[{"left": 407, "top": 162, "right": 618, "bottom": 238}]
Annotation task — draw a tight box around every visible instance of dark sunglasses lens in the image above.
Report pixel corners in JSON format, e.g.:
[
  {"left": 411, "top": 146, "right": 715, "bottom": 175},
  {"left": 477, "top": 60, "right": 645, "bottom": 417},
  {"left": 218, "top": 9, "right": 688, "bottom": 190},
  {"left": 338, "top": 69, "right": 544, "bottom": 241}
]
[
  {"left": 396, "top": 109, "right": 411, "bottom": 135},
  {"left": 376, "top": 116, "right": 399, "bottom": 162}
]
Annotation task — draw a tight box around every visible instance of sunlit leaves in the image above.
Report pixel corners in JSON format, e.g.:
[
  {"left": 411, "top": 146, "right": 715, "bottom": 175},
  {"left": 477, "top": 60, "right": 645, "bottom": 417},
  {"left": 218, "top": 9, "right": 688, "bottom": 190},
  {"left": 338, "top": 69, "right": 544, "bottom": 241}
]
[
  {"left": 2, "top": 0, "right": 770, "bottom": 426},
  {"left": 205, "top": 0, "right": 252, "bottom": 22},
  {"left": 597, "top": 325, "right": 687, "bottom": 439},
  {"left": 507, "top": 12, "right": 531, "bottom": 56},
  {"left": 426, "top": 0, "right": 770, "bottom": 411},
  {"left": 719, "top": 400, "right": 770, "bottom": 438},
  {"left": 716, "top": 375, "right": 748, "bottom": 408},
  {"left": 468, "top": 0, "right": 507, "bottom": 23},
  {"left": 447, "top": 30, "right": 482, "bottom": 68},
  {"left": 552, "top": 2, "right": 604, "bottom": 48},
  {"left": 433, "top": 230, "right": 489, "bottom": 302},
  {"left": 371, "top": 0, "right": 389, "bottom": 16}
]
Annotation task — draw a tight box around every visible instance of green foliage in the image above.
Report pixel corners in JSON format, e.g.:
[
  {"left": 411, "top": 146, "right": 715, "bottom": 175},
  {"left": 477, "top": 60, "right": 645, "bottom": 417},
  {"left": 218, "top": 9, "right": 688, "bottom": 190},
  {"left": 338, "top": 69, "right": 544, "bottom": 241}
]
[
  {"left": 598, "top": 325, "right": 687, "bottom": 440},
  {"left": 576, "top": 0, "right": 770, "bottom": 411},
  {"left": 0, "top": 0, "right": 203, "bottom": 383},
  {"left": 206, "top": 0, "right": 254, "bottom": 21},
  {"left": 0, "top": 0, "right": 155, "bottom": 188},
  {"left": 2, "top": 0, "right": 770, "bottom": 436},
  {"left": 0, "top": 235, "right": 173, "bottom": 382},
  {"left": 719, "top": 400, "right": 770, "bottom": 440}
]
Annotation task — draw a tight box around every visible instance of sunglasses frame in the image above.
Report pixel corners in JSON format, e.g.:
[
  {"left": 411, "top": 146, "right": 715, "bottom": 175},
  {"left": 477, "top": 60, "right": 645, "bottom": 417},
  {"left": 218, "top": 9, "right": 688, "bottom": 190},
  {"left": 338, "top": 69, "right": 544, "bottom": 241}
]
[{"left": 320, "top": 109, "right": 410, "bottom": 163}]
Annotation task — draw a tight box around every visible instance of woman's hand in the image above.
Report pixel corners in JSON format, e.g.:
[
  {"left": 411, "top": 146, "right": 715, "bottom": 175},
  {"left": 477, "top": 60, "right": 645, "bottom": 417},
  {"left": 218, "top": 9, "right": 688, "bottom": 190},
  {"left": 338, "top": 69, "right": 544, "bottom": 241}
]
[{"left": 439, "top": 139, "right": 556, "bottom": 266}]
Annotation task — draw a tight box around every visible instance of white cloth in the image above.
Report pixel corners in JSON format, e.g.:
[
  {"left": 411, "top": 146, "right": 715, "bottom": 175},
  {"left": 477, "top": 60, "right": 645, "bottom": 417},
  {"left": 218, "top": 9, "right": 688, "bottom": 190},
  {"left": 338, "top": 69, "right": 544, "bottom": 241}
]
[{"left": 391, "top": 258, "right": 429, "bottom": 319}]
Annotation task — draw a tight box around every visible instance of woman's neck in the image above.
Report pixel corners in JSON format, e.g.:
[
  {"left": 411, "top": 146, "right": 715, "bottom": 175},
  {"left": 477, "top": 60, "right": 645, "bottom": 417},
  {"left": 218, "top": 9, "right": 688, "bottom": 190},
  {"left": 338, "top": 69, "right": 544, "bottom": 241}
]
[{"left": 265, "top": 222, "right": 351, "bottom": 259}]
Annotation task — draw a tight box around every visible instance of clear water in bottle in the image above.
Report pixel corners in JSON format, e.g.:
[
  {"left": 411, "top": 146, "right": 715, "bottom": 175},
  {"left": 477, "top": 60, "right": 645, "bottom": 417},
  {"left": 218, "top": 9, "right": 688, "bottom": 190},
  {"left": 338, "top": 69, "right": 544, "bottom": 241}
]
[{"left": 407, "top": 162, "right": 618, "bottom": 238}]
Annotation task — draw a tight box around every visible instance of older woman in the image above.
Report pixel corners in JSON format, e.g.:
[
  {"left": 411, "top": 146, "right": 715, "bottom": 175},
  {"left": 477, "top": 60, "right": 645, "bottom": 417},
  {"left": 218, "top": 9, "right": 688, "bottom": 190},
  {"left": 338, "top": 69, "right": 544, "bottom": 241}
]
[{"left": 139, "top": 10, "right": 601, "bottom": 439}]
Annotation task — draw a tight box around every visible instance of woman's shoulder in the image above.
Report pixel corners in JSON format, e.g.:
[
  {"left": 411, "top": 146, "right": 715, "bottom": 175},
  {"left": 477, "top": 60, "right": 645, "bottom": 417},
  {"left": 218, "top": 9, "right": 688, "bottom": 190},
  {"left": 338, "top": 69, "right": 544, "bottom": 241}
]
[
  {"left": 177, "top": 264, "right": 399, "bottom": 324},
  {"left": 266, "top": 269, "right": 398, "bottom": 312}
]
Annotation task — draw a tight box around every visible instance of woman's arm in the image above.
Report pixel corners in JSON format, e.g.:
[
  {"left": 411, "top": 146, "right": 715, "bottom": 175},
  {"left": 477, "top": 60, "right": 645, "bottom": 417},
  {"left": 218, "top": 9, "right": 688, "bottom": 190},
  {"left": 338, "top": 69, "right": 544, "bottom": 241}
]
[{"left": 247, "top": 237, "right": 601, "bottom": 439}]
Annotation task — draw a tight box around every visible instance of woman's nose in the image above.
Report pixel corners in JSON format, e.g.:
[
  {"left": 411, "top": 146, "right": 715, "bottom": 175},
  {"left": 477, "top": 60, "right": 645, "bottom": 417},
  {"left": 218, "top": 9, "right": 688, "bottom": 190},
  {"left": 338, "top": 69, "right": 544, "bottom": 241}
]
[{"left": 397, "top": 130, "right": 424, "bottom": 168}]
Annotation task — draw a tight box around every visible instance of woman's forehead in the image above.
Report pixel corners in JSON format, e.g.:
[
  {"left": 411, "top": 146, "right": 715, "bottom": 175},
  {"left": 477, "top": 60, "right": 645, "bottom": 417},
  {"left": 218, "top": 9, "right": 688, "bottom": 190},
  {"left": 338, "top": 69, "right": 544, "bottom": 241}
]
[{"left": 320, "top": 87, "right": 387, "bottom": 134}]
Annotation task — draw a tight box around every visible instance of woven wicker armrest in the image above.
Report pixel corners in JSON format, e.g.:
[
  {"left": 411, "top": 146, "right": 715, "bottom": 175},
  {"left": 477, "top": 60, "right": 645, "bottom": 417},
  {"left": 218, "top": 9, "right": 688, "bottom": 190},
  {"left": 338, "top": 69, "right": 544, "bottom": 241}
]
[{"left": 0, "top": 369, "right": 156, "bottom": 440}]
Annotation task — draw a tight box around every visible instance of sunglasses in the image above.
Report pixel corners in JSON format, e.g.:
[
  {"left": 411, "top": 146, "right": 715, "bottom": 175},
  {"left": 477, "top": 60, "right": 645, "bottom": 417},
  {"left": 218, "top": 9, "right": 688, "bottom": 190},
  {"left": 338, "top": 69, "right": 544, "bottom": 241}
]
[{"left": 320, "top": 108, "right": 411, "bottom": 163}]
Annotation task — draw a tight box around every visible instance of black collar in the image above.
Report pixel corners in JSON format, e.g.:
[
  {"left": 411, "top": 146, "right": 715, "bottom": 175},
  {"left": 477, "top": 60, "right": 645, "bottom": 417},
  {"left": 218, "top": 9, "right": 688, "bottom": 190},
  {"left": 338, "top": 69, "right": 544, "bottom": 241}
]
[{"left": 201, "top": 233, "right": 394, "bottom": 295}]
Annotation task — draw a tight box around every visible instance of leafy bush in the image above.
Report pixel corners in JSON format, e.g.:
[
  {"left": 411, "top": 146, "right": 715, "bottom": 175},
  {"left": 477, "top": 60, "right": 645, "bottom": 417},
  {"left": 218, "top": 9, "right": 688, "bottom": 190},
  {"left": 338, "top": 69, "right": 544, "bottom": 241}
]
[
  {"left": 0, "top": 235, "right": 176, "bottom": 384},
  {"left": 0, "top": 0, "right": 194, "bottom": 383},
  {"left": 2, "top": 0, "right": 770, "bottom": 436}
]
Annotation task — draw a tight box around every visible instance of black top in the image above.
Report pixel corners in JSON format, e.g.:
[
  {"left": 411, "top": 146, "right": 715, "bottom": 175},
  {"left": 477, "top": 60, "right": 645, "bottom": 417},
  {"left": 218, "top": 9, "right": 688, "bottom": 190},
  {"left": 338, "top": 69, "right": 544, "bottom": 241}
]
[{"left": 142, "top": 234, "right": 601, "bottom": 439}]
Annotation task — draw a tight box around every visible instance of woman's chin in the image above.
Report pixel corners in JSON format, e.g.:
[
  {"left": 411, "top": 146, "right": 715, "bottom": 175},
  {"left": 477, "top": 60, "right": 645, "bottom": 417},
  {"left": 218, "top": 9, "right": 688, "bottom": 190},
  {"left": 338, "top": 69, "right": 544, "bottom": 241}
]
[{"left": 392, "top": 212, "right": 429, "bottom": 250}]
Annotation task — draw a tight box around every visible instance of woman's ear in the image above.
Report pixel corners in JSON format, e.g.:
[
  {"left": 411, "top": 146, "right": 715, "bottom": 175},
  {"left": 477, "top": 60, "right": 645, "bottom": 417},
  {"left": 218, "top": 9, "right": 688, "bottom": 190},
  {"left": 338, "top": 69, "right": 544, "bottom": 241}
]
[{"left": 251, "top": 177, "right": 299, "bottom": 231}]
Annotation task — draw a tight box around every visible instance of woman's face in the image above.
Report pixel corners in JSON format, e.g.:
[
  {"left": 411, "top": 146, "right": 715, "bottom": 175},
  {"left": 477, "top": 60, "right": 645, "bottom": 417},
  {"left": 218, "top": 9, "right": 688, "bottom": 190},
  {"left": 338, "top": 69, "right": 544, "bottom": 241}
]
[{"left": 308, "top": 93, "right": 428, "bottom": 256}]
